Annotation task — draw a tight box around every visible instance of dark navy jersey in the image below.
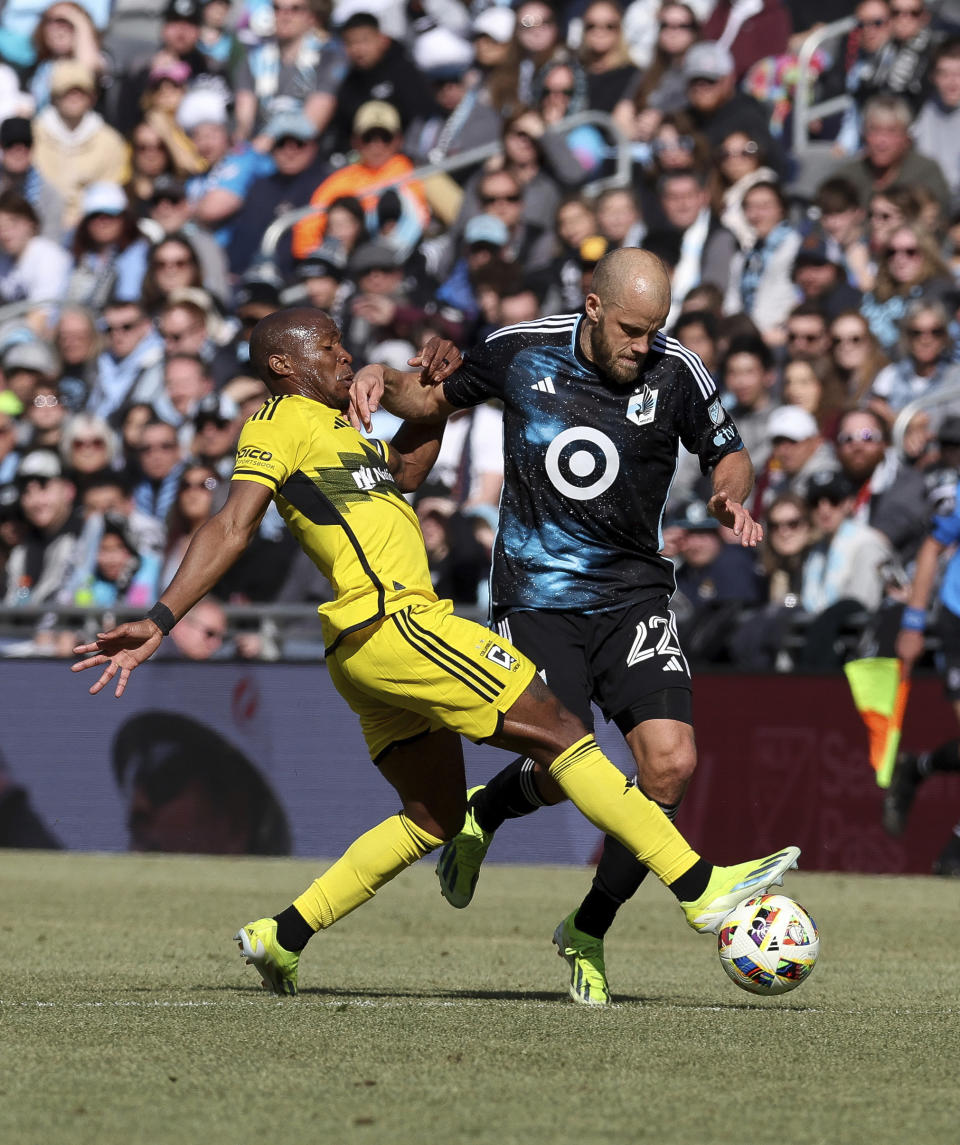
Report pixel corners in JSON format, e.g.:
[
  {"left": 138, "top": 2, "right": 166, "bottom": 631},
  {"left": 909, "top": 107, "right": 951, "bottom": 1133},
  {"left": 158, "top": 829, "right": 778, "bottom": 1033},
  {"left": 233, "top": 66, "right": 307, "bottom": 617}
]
[{"left": 443, "top": 313, "right": 744, "bottom": 614}]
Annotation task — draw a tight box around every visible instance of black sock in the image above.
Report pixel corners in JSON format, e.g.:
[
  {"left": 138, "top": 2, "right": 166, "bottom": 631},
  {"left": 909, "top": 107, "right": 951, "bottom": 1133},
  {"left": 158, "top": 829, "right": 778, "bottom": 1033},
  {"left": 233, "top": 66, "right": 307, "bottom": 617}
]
[
  {"left": 274, "top": 905, "right": 314, "bottom": 952},
  {"left": 667, "top": 858, "right": 713, "bottom": 903},
  {"left": 928, "top": 739, "right": 960, "bottom": 774},
  {"left": 472, "top": 756, "right": 547, "bottom": 833}
]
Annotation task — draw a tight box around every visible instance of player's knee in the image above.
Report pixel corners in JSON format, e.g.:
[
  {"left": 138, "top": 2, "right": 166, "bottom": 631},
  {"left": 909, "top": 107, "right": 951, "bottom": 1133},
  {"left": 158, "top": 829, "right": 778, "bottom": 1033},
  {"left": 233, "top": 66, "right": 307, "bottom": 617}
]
[
  {"left": 405, "top": 802, "right": 465, "bottom": 844},
  {"left": 642, "top": 738, "right": 697, "bottom": 801}
]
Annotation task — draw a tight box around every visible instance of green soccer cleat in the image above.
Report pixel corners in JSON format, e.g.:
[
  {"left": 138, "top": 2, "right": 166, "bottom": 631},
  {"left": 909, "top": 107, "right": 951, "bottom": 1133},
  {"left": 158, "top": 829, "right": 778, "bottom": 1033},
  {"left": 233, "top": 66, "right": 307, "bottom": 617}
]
[
  {"left": 681, "top": 846, "right": 801, "bottom": 934},
  {"left": 235, "top": 917, "right": 300, "bottom": 996},
  {"left": 436, "top": 786, "right": 493, "bottom": 908},
  {"left": 553, "top": 912, "right": 611, "bottom": 1006}
]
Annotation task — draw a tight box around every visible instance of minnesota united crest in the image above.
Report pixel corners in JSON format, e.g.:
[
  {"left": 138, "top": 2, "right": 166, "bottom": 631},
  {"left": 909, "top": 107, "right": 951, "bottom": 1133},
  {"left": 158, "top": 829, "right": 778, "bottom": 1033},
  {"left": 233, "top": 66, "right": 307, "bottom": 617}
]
[{"left": 626, "top": 383, "right": 658, "bottom": 427}]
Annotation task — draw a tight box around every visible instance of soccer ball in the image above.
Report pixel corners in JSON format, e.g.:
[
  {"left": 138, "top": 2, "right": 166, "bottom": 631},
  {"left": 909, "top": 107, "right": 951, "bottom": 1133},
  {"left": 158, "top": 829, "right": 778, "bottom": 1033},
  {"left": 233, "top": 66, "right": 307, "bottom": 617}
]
[{"left": 717, "top": 894, "right": 819, "bottom": 996}]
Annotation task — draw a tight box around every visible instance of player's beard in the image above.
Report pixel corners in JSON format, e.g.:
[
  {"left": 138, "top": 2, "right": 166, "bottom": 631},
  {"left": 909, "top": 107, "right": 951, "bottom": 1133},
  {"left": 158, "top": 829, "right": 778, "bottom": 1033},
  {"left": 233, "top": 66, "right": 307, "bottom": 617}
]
[{"left": 588, "top": 317, "right": 643, "bottom": 386}]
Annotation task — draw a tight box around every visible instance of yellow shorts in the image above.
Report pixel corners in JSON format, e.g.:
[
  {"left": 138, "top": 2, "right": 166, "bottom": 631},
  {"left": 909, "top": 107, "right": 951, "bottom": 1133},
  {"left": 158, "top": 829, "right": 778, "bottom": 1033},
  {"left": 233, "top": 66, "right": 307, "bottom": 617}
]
[{"left": 326, "top": 598, "right": 537, "bottom": 763}]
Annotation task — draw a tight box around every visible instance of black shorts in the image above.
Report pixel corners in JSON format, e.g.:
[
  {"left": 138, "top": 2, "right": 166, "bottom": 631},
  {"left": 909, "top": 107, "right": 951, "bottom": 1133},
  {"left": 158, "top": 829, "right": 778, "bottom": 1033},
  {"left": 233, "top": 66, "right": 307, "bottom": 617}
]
[
  {"left": 493, "top": 597, "right": 693, "bottom": 736},
  {"left": 937, "top": 605, "right": 960, "bottom": 701}
]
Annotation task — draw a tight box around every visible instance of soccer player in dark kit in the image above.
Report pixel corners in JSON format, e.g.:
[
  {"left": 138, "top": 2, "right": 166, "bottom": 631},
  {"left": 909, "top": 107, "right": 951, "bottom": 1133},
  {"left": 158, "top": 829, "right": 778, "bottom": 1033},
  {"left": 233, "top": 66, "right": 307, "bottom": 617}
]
[{"left": 351, "top": 247, "right": 768, "bottom": 1004}]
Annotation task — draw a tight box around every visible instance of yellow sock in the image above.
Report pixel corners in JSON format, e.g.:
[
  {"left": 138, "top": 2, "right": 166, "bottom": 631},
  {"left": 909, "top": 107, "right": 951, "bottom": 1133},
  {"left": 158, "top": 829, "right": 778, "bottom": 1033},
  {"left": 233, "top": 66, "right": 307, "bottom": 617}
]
[
  {"left": 549, "top": 735, "right": 699, "bottom": 885},
  {"left": 293, "top": 812, "right": 444, "bottom": 931}
]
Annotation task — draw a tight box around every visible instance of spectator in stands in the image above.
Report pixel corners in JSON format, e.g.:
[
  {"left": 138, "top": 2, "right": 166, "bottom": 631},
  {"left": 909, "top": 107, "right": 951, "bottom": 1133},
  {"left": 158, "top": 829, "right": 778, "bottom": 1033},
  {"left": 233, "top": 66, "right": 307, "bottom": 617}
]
[
  {"left": 0, "top": 189, "right": 70, "bottom": 305},
  {"left": 870, "top": 300, "right": 960, "bottom": 420},
  {"left": 510, "top": 0, "right": 574, "bottom": 107},
  {"left": 32, "top": 60, "right": 128, "bottom": 228},
  {"left": 77, "top": 468, "right": 165, "bottom": 557},
  {"left": 157, "top": 353, "right": 214, "bottom": 433},
  {"left": 1, "top": 340, "right": 60, "bottom": 408},
  {"left": 117, "top": 401, "right": 155, "bottom": 472},
  {"left": 179, "top": 89, "right": 274, "bottom": 250},
  {"left": 140, "top": 234, "right": 204, "bottom": 314},
  {"left": 829, "top": 309, "right": 889, "bottom": 407},
  {"left": 329, "top": 11, "right": 437, "bottom": 154},
  {"left": 63, "top": 509, "right": 160, "bottom": 607},
  {"left": 801, "top": 468, "right": 894, "bottom": 617},
  {"left": 292, "top": 245, "right": 348, "bottom": 315},
  {"left": 815, "top": 177, "right": 872, "bottom": 292},
  {"left": 830, "top": 0, "right": 895, "bottom": 155},
  {"left": 230, "top": 111, "right": 329, "bottom": 277},
  {"left": 791, "top": 234, "right": 863, "bottom": 318},
  {"left": 613, "top": 3, "right": 701, "bottom": 143},
  {"left": 198, "top": 0, "right": 242, "bottom": 70},
  {"left": 655, "top": 169, "right": 737, "bottom": 318},
  {"left": 912, "top": 37, "right": 960, "bottom": 204},
  {"left": 593, "top": 185, "right": 646, "bottom": 250},
  {"left": 579, "top": 0, "right": 636, "bottom": 112},
  {"left": 784, "top": 303, "right": 832, "bottom": 365},
  {"left": 161, "top": 462, "right": 220, "bottom": 586},
  {"left": 60, "top": 411, "right": 118, "bottom": 484},
  {"left": 672, "top": 308, "right": 719, "bottom": 378},
  {"left": 21, "top": 379, "right": 66, "bottom": 452},
  {"left": 635, "top": 111, "right": 710, "bottom": 229},
  {"left": 132, "top": 417, "right": 184, "bottom": 524},
  {"left": 547, "top": 194, "right": 598, "bottom": 311},
  {"left": 0, "top": 116, "right": 65, "bottom": 242},
  {"left": 707, "top": 130, "right": 778, "bottom": 250},
  {"left": 219, "top": 275, "right": 282, "bottom": 374},
  {"left": 834, "top": 406, "right": 928, "bottom": 564},
  {"left": 27, "top": 2, "right": 105, "bottom": 113},
  {"left": 146, "top": 182, "right": 229, "bottom": 305},
  {"left": 781, "top": 356, "right": 849, "bottom": 438},
  {"left": 221, "top": 376, "right": 269, "bottom": 422},
  {"left": 4, "top": 448, "right": 83, "bottom": 605},
  {"left": 861, "top": 221, "right": 955, "bottom": 352},
  {"left": 234, "top": 0, "right": 344, "bottom": 145},
  {"left": 340, "top": 241, "right": 430, "bottom": 361},
  {"left": 836, "top": 94, "right": 951, "bottom": 221},
  {"left": 681, "top": 41, "right": 781, "bottom": 168},
  {"left": 88, "top": 298, "right": 165, "bottom": 422},
  {"left": 293, "top": 100, "right": 435, "bottom": 260},
  {"left": 436, "top": 214, "right": 510, "bottom": 321},
  {"left": 428, "top": 399, "right": 504, "bottom": 513},
  {"left": 460, "top": 165, "right": 555, "bottom": 274},
  {"left": 719, "top": 334, "right": 777, "bottom": 469},
  {"left": 126, "top": 122, "right": 177, "bottom": 217},
  {"left": 753, "top": 404, "right": 837, "bottom": 512},
  {"left": 188, "top": 392, "right": 240, "bottom": 479},
  {"left": 136, "top": 61, "right": 207, "bottom": 180},
  {"left": 54, "top": 304, "right": 100, "bottom": 411},
  {"left": 65, "top": 182, "right": 149, "bottom": 310},
  {"left": 724, "top": 180, "right": 802, "bottom": 343},
  {"left": 155, "top": 595, "right": 230, "bottom": 661},
  {"left": 886, "top": 0, "right": 938, "bottom": 111}
]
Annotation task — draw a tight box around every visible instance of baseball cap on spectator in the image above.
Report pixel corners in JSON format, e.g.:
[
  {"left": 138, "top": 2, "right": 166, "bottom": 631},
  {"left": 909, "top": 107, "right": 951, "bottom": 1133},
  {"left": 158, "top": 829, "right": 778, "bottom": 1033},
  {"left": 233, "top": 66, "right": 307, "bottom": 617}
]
[
  {"left": 793, "top": 230, "right": 838, "bottom": 272},
  {"left": 350, "top": 240, "right": 402, "bottom": 275},
  {"left": 165, "top": 0, "right": 203, "bottom": 24},
  {"left": 151, "top": 174, "right": 186, "bottom": 203},
  {"left": 768, "top": 405, "right": 819, "bottom": 442},
  {"left": 683, "top": 42, "right": 734, "bottom": 82},
  {"left": 16, "top": 449, "right": 63, "bottom": 484},
  {"left": 50, "top": 60, "right": 97, "bottom": 97},
  {"left": 465, "top": 214, "right": 509, "bottom": 247},
  {"left": 471, "top": 7, "right": 515, "bottom": 42},
  {"left": 148, "top": 59, "right": 192, "bottom": 86},
  {"left": 81, "top": 182, "right": 127, "bottom": 218},
  {"left": 3, "top": 339, "right": 59, "bottom": 379},
  {"left": 353, "top": 101, "right": 401, "bottom": 136},
  {"left": 938, "top": 416, "right": 960, "bottom": 445},
  {"left": 806, "top": 469, "right": 856, "bottom": 505},
  {"left": 670, "top": 499, "right": 719, "bottom": 530},
  {"left": 0, "top": 117, "right": 32, "bottom": 149},
  {"left": 264, "top": 110, "right": 317, "bottom": 143},
  {"left": 234, "top": 274, "right": 282, "bottom": 309},
  {"left": 177, "top": 89, "right": 228, "bottom": 132},
  {"left": 413, "top": 26, "right": 474, "bottom": 80},
  {"left": 194, "top": 393, "right": 239, "bottom": 427},
  {"left": 296, "top": 241, "right": 347, "bottom": 281}
]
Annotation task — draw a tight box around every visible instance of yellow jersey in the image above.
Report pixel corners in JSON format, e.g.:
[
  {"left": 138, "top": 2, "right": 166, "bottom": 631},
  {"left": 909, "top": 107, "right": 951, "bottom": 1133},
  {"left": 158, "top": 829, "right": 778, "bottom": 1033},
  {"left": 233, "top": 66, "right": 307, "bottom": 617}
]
[{"left": 231, "top": 394, "right": 437, "bottom": 650}]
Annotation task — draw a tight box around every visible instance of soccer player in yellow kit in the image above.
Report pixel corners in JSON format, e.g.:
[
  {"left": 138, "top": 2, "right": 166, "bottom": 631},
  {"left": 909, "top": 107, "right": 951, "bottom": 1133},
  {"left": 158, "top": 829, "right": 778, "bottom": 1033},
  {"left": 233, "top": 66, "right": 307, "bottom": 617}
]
[{"left": 72, "top": 308, "right": 799, "bottom": 997}]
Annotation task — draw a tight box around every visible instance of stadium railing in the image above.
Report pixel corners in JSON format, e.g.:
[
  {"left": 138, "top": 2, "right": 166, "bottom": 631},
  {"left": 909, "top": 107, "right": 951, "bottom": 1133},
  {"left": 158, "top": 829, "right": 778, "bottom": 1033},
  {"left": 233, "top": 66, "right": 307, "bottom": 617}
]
[
  {"left": 892, "top": 379, "right": 960, "bottom": 454},
  {"left": 256, "top": 109, "right": 631, "bottom": 269}
]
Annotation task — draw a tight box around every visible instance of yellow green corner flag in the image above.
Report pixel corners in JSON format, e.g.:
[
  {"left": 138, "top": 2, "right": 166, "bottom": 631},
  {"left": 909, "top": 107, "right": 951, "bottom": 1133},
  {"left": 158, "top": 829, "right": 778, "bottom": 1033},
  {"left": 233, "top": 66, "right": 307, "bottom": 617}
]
[{"left": 843, "top": 657, "right": 911, "bottom": 788}]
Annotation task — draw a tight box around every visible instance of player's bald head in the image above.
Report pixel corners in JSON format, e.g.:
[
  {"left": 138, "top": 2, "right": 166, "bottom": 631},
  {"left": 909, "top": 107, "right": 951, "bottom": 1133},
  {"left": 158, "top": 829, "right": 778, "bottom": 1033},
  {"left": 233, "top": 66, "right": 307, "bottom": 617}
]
[
  {"left": 249, "top": 307, "right": 338, "bottom": 390},
  {"left": 590, "top": 247, "right": 671, "bottom": 314}
]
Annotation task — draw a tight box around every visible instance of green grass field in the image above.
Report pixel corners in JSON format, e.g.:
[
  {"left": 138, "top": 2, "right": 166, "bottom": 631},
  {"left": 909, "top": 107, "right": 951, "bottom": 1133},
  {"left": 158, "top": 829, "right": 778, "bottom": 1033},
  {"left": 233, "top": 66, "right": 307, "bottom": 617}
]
[{"left": 2, "top": 852, "right": 958, "bottom": 1145}]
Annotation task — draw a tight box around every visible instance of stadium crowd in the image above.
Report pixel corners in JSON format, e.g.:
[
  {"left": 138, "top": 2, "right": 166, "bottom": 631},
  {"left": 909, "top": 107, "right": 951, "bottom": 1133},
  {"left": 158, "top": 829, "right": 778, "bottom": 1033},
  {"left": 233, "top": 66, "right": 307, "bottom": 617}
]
[{"left": 1, "top": 0, "right": 960, "bottom": 666}]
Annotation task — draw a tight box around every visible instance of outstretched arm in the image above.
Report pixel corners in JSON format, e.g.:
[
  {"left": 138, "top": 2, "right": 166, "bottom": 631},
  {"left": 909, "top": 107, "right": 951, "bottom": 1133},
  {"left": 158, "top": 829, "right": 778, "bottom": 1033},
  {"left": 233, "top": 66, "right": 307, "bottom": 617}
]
[
  {"left": 71, "top": 480, "right": 273, "bottom": 697},
  {"left": 707, "top": 449, "right": 763, "bottom": 546},
  {"left": 350, "top": 337, "right": 462, "bottom": 431}
]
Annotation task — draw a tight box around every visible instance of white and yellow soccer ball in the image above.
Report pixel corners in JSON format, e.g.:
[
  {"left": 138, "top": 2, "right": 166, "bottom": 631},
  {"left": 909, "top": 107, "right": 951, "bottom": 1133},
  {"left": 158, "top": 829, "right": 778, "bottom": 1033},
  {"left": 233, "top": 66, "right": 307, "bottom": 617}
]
[{"left": 717, "top": 894, "right": 819, "bottom": 996}]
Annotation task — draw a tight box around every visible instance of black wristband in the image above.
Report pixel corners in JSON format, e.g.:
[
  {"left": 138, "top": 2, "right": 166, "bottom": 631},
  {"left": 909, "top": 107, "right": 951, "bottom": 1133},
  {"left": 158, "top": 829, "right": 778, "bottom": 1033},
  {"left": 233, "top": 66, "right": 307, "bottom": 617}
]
[{"left": 146, "top": 601, "right": 176, "bottom": 636}]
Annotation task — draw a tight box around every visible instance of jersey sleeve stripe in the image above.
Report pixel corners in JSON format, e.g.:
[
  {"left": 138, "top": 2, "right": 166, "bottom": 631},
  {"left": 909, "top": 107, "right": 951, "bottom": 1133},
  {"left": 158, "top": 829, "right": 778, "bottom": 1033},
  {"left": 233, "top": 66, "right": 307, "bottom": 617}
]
[
  {"left": 484, "top": 315, "right": 579, "bottom": 344},
  {"left": 233, "top": 467, "right": 280, "bottom": 487},
  {"left": 654, "top": 333, "right": 716, "bottom": 400}
]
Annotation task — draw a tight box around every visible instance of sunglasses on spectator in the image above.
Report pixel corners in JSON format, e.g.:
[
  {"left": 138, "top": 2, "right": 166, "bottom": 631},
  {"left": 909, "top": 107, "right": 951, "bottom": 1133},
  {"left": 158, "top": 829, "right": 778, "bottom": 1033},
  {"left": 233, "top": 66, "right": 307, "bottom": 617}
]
[
  {"left": 481, "top": 191, "right": 521, "bottom": 204},
  {"left": 857, "top": 16, "right": 889, "bottom": 26},
  {"left": 768, "top": 516, "right": 805, "bottom": 532},
  {"left": 274, "top": 135, "right": 309, "bottom": 148},
  {"left": 907, "top": 325, "right": 946, "bottom": 338},
  {"left": 661, "top": 18, "right": 695, "bottom": 29},
  {"left": 837, "top": 429, "right": 884, "bottom": 444},
  {"left": 73, "top": 436, "right": 107, "bottom": 447},
  {"left": 154, "top": 256, "right": 192, "bottom": 269},
  {"left": 787, "top": 330, "right": 823, "bottom": 343},
  {"left": 360, "top": 128, "right": 393, "bottom": 144},
  {"left": 585, "top": 20, "right": 620, "bottom": 30},
  {"left": 106, "top": 319, "right": 142, "bottom": 334},
  {"left": 180, "top": 476, "right": 219, "bottom": 491},
  {"left": 887, "top": 244, "right": 920, "bottom": 257},
  {"left": 719, "top": 140, "right": 759, "bottom": 159},
  {"left": 543, "top": 86, "right": 575, "bottom": 97},
  {"left": 33, "top": 394, "right": 60, "bottom": 408},
  {"left": 832, "top": 333, "right": 864, "bottom": 346}
]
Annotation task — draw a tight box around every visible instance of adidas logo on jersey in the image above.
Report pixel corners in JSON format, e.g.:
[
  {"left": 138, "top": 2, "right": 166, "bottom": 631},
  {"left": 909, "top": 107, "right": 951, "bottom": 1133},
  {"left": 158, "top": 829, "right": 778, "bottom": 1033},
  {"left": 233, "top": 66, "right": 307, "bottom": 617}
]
[
  {"left": 662, "top": 656, "right": 684, "bottom": 672},
  {"left": 531, "top": 376, "right": 556, "bottom": 394},
  {"left": 626, "top": 383, "right": 658, "bottom": 426}
]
